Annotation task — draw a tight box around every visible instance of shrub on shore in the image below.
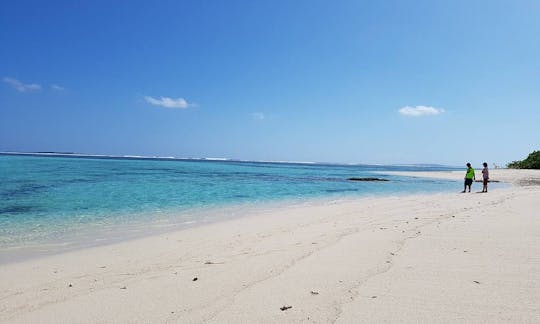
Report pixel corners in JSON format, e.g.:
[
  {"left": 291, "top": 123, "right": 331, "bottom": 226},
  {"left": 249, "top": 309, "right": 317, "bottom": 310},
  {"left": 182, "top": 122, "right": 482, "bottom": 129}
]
[{"left": 507, "top": 150, "right": 540, "bottom": 169}]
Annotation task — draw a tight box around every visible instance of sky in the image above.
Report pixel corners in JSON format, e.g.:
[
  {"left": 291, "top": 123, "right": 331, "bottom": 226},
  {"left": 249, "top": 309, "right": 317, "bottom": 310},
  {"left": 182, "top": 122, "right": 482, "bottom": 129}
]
[{"left": 1, "top": 0, "right": 539, "bottom": 166}]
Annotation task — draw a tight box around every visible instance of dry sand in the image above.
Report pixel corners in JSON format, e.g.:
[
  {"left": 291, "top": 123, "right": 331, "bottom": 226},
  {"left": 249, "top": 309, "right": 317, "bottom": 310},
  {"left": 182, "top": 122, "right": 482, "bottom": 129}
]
[{"left": 1, "top": 169, "right": 539, "bottom": 323}]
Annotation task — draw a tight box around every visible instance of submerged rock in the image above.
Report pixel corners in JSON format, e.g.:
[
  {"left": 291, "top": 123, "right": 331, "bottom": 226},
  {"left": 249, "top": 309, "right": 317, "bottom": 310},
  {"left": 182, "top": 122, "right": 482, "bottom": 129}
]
[{"left": 347, "top": 177, "right": 389, "bottom": 182}]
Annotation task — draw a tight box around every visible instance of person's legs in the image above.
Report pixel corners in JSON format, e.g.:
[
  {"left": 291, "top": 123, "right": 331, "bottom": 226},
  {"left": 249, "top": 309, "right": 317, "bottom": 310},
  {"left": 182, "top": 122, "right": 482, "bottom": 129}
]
[{"left": 465, "top": 178, "right": 472, "bottom": 192}]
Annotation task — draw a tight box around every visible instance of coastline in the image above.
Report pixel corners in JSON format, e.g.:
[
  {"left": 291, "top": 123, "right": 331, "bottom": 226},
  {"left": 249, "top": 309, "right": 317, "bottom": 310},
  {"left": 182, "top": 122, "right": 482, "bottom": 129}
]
[
  {"left": 1, "top": 170, "right": 539, "bottom": 323},
  {"left": 0, "top": 196, "right": 382, "bottom": 264},
  {"left": 0, "top": 154, "right": 462, "bottom": 262},
  {"left": 379, "top": 168, "right": 540, "bottom": 186}
]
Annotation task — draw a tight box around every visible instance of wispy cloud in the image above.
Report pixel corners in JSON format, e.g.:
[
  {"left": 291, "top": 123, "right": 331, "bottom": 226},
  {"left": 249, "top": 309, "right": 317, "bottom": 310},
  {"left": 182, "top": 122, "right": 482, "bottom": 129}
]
[
  {"left": 250, "top": 112, "right": 265, "bottom": 120},
  {"left": 51, "top": 84, "right": 65, "bottom": 91},
  {"left": 144, "top": 96, "right": 194, "bottom": 109},
  {"left": 398, "top": 105, "right": 445, "bottom": 116},
  {"left": 3, "top": 77, "right": 42, "bottom": 92}
]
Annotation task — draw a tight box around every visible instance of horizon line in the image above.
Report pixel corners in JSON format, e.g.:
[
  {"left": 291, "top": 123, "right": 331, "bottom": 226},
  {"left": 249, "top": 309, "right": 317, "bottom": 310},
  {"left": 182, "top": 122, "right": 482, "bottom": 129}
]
[{"left": 0, "top": 151, "right": 462, "bottom": 168}]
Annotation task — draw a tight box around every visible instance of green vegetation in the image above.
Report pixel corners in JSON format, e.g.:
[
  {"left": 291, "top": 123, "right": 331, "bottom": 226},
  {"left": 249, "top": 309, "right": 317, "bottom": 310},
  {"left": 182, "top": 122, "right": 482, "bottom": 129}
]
[{"left": 507, "top": 150, "right": 540, "bottom": 169}]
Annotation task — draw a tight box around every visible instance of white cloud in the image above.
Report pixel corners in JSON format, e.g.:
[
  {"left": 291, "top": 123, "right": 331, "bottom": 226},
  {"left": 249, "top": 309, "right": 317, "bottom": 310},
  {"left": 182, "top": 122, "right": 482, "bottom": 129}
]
[
  {"left": 398, "top": 105, "right": 445, "bottom": 116},
  {"left": 144, "top": 96, "right": 194, "bottom": 109},
  {"left": 51, "top": 84, "right": 65, "bottom": 91},
  {"left": 3, "top": 77, "right": 42, "bottom": 92},
  {"left": 250, "top": 112, "right": 265, "bottom": 120}
]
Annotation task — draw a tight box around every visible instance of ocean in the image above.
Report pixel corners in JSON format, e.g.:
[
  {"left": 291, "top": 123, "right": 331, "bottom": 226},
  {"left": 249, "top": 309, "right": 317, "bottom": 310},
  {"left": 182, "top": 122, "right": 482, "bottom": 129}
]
[{"left": 1, "top": 153, "right": 467, "bottom": 261}]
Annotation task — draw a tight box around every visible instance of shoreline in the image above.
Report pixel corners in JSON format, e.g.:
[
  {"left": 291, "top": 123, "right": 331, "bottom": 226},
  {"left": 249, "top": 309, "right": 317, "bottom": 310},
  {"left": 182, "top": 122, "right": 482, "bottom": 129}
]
[
  {"left": 1, "top": 196, "right": 360, "bottom": 265},
  {"left": 1, "top": 153, "right": 466, "bottom": 264},
  {"left": 1, "top": 169, "right": 539, "bottom": 322},
  {"left": 0, "top": 178, "right": 466, "bottom": 265},
  {"left": 0, "top": 189, "right": 462, "bottom": 265}
]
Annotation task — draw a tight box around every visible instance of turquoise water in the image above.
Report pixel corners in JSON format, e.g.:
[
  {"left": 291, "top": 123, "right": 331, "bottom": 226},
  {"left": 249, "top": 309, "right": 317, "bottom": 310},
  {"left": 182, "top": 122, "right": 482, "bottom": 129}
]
[{"left": 1, "top": 154, "right": 466, "bottom": 257}]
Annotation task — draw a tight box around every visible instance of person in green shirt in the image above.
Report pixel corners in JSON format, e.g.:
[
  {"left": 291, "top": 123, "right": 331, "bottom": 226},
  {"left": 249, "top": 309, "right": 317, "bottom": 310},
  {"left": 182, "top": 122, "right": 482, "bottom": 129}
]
[{"left": 462, "top": 162, "right": 475, "bottom": 193}]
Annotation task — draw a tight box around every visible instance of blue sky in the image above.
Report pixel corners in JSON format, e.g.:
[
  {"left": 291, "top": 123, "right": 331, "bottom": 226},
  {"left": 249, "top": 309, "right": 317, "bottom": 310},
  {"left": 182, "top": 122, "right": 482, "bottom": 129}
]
[{"left": 1, "top": 0, "right": 539, "bottom": 166}]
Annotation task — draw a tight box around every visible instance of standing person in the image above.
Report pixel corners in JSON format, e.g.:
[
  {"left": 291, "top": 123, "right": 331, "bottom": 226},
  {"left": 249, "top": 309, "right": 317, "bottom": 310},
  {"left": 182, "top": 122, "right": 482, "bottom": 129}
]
[
  {"left": 462, "top": 163, "right": 475, "bottom": 193},
  {"left": 482, "top": 162, "right": 489, "bottom": 192}
]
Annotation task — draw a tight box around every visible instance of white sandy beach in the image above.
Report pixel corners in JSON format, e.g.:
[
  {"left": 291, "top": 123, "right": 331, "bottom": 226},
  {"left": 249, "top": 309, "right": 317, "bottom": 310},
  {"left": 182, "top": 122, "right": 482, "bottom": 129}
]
[{"left": 1, "top": 169, "right": 539, "bottom": 323}]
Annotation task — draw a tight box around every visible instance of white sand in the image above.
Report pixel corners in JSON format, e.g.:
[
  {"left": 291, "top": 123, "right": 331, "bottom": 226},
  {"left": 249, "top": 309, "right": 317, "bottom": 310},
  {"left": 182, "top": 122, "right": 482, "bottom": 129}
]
[{"left": 1, "top": 169, "right": 539, "bottom": 323}]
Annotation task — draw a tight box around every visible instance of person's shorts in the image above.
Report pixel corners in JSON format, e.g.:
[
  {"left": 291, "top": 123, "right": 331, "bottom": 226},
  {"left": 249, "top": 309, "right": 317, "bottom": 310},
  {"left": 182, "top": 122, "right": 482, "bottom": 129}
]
[
  {"left": 483, "top": 179, "right": 489, "bottom": 186},
  {"left": 465, "top": 178, "right": 473, "bottom": 186}
]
